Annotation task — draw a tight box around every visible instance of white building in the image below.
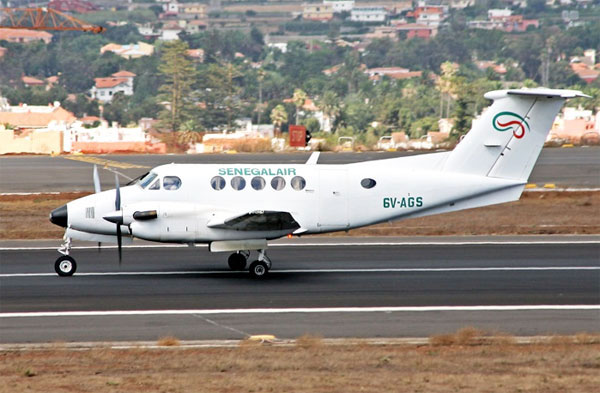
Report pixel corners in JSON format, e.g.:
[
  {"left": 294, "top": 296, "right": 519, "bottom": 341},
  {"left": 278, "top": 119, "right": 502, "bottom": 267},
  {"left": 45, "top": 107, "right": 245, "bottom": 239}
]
[
  {"left": 323, "top": 0, "right": 354, "bottom": 12},
  {"left": 417, "top": 11, "right": 442, "bottom": 26},
  {"left": 65, "top": 121, "right": 150, "bottom": 152},
  {"left": 488, "top": 8, "right": 512, "bottom": 20},
  {"left": 89, "top": 71, "right": 136, "bottom": 103},
  {"left": 350, "top": 7, "right": 388, "bottom": 22}
]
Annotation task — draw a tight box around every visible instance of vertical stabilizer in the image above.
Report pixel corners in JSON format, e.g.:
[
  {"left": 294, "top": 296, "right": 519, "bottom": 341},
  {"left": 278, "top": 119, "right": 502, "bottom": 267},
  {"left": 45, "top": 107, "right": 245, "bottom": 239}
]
[{"left": 444, "top": 88, "right": 588, "bottom": 181}]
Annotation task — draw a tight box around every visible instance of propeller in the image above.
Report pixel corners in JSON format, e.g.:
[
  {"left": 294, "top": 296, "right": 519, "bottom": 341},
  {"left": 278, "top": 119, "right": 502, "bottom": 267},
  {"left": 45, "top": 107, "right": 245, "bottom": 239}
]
[
  {"left": 115, "top": 173, "right": 122, "bottom": 265},
  {"left": 93, "top": 165, "right": 102, "bottom": 252}
]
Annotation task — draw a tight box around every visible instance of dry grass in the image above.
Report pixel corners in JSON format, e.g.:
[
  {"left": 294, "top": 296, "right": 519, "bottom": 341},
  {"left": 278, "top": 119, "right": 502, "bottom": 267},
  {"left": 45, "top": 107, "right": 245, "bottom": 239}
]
[
  {"left": 157, "top": 336, "right": 180, "bottom": 347},
  {"left": 295, "top": 334, "right": 324, "bottom": 349},
  {"left": 1, "top": 336, "right": 599, "bottom": 393},
  {"left": 0, "top": 191, "right": 598, "bottom": 239}
]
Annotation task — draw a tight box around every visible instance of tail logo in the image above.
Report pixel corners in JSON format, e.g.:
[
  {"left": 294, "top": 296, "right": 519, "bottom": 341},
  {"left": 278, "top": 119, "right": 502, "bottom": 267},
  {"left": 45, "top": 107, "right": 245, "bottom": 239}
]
[{"left": 492, "top": 111, "right": 530, "bottom": 139}]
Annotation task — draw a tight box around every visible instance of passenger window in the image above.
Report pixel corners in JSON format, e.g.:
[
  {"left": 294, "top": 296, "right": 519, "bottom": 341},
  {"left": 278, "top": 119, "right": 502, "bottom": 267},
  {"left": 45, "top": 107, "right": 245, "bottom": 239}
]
[
  {"left": 211, "top": 176, "right": 226, "bottom": 190},
  {"left": 251, "top": 176, "right": 265, "bottom": 190},
  {"left": 291, "top": 176, "right": 306, "bottom": 191},
  {"left": 231, "top": 176, "right": 246, "bottom": 190},
  {"left": 271, "top": 176, "right": 286, "bottom": 191},
  {"left": 149, "top": 179, "right": 160, "bottom": 190},
  {"left": 163, "top": 176, "right": 181, "bottom": 190},
  {"left": 361, "top": 178, "right": 376, "bottom": 189}
]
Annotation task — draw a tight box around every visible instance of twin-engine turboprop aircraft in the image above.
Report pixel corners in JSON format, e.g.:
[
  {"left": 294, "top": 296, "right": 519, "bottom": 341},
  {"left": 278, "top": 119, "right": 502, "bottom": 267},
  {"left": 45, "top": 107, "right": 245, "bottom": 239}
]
[{"left": 49, "top": 88, "right": 588, "bottom": 278}]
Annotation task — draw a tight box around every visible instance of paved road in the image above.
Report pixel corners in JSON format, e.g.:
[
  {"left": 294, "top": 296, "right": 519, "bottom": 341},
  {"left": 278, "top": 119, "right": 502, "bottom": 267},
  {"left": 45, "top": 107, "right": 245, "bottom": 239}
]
[
  {"left": 1, "top": 147, "right": 598, "bottom": 192},
  {"left": 1, "top": 239, "right": 598, "bottom": 342}
]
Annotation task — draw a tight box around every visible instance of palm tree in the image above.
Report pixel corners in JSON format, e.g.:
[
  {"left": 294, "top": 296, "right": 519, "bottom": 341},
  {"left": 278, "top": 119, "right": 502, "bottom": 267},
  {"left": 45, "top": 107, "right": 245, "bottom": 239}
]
[
  {"left": 318, "top": 91, "right": 340, "bottom": 133},
  {"left": 270, "top": 104, "right": 288, "bottom": 137},
  {"left": 436, "top": 61, "right": 459, "bottom": 118},
  {"left": 177, "top": 120, "right": 203, "bottom": 149},
  {"left": 292, "top": 88, "right": 307, "bottom": 125}
]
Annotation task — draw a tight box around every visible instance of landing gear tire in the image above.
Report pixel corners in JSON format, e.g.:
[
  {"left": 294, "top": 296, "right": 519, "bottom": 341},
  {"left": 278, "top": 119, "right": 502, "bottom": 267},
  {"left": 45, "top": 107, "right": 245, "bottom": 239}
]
[
  {"left": 55, "top": 255, "right": 77, "bottom": 277},
  {"left": 249, "top": 260, "right": 269, "bottom": 278},
  {"left": 228, "top": 252, "right": 247, "bottom": 271}
]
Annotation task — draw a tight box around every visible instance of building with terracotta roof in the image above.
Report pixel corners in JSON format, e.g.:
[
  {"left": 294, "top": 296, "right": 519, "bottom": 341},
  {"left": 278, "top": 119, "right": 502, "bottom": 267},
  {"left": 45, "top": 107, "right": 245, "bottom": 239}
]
[
  {"left": 0, "top": 28, "right": 52, "bottom": 44},
  {"left": 90, "top": 71, "right": 136, "bottom": 102},
  {"left": 186, "top": 48, "right": 205, "bottom": 62},
  {"left": 0, "top": 101, "right": 76, "bottom": 129},
  {"left": 394, "top": 23, "right": 437, "bottom": 39},
  {"left": 48, "top": 0, "right": 99, "bottom": 13},
  {"left": 549, "top": 106, "right": 599, "bottom": 144},
  {"left": 365, "top": 67, "right": 423, "bottom": 81},
  {"left": 21, "top": 76, "right": 45, "bottom": 87}
]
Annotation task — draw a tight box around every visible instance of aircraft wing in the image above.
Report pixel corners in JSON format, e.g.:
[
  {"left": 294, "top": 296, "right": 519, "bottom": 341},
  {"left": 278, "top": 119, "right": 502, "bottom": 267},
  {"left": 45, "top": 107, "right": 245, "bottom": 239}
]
[{"left": 207, "top": 210, "right": 300, "bottom": 232}]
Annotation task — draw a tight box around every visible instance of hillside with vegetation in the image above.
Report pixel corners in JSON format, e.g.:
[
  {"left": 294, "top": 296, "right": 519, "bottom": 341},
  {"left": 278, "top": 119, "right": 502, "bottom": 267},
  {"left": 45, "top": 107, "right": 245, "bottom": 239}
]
[{"left": 1, "top": 0, "right": 599, "bottom": 148}]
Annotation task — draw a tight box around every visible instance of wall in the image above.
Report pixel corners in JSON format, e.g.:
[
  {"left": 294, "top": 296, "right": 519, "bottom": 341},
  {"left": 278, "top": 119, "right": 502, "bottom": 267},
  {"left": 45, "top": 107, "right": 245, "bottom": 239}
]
[{"left": 0, "top": 129, "right": 63, "bottom": 154}]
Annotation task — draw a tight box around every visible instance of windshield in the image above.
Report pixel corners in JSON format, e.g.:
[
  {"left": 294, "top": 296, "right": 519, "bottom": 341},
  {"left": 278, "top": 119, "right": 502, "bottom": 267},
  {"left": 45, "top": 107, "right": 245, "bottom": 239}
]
[{"left": 139, "top": 172, "right": 158, "bottom": 189}]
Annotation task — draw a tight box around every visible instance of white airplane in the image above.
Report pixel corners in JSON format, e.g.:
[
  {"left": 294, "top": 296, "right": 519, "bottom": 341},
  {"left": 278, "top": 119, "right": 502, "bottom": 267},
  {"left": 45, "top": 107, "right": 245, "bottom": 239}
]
[{"left": 49, "top": 88, "right": 587, "bottom": 278}]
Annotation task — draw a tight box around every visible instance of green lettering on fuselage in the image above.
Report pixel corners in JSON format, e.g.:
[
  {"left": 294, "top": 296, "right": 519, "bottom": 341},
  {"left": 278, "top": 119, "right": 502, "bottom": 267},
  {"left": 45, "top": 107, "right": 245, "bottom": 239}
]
[
  {"left": 217, "top": 167, "right": 298, "bottom": 177},
  {"left": 383, "top": 196, "right": 424, "bottom": 209}
]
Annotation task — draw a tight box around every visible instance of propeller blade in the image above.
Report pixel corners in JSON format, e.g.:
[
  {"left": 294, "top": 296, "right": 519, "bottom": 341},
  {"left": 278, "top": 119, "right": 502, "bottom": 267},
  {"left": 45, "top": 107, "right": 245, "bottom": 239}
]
[
  {"left": 93, "top": 165, "right": 101, "bottom": 193},
  {"left": 116, "top": 224, "right": 122, "bottom": 265},
  {"left": 115, "top": 173, "right": 121, "bottom": 211}
]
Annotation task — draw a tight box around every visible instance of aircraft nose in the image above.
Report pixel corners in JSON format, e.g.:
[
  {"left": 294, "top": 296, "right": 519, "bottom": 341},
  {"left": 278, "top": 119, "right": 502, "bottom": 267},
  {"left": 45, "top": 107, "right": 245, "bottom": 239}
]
[{"left": 49, "top": 204, "right": 68, "bottom": 228}]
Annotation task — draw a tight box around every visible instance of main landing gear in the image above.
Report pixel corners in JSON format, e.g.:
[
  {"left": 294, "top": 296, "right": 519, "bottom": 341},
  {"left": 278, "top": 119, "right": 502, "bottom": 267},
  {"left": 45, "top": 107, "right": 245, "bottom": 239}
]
[
  {"left": 227, "top": 249, "right": 272, "bottom": 278},
  {"left": 55, "top": 237, "right": 77, "bottom": 276}
]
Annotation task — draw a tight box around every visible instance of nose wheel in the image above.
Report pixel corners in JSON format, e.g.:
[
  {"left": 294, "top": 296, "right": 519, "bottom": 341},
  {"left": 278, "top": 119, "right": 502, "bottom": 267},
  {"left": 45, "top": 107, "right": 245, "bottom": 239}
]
[
  {"left": 55, "top": 255, "right": 77, "bottom": 277},
  {"left": 55, "top": 236, "right": 76, "bottom": 276}
]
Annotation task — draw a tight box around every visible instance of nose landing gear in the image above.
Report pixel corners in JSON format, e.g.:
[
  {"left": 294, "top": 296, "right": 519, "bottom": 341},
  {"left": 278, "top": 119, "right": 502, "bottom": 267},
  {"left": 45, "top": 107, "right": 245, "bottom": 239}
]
[
  {"left": 55, "top": 236, "right": 77, "bottom": 276},
  {"left": 55, "top": 255, "right": 77, "bottom": 276}
]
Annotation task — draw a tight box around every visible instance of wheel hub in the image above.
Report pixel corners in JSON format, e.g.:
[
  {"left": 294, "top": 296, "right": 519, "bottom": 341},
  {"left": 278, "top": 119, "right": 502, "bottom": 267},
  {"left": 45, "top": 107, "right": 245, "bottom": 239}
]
[{"left": 59, "top": 261, "right": 72, "bottom": 272}]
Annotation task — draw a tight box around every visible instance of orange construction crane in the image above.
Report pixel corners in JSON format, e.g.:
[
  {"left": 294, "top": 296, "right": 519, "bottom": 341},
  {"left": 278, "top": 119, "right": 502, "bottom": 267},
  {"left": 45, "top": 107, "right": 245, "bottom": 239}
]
[{"left": 0, "top": 7, "right": 104, "bottom": 33}]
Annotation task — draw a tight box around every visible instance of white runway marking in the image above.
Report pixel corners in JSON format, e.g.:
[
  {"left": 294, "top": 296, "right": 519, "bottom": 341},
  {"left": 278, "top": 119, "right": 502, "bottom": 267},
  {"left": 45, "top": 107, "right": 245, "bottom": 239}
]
[
  {"left": 1, "top": 305, "right": 598, "bottom": 319},
  {"left": 1, "top": 266, "right": 599, "bottom": 278},
  {"left": 1, "top": 239, "right": 599, "bottom": 251}
]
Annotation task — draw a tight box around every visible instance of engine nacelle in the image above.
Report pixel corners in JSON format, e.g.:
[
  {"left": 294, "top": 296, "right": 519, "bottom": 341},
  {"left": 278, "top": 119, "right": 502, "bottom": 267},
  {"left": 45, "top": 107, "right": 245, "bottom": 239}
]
[{"left": 127, "top": 202, "right": 209, "bottom": 242}]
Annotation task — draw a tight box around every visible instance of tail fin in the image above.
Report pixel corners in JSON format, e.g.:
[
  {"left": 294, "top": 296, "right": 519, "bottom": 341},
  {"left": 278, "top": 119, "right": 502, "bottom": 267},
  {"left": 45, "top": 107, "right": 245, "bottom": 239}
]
[{"left": 444, "top": 88, "right": 588, "bottom": 181}]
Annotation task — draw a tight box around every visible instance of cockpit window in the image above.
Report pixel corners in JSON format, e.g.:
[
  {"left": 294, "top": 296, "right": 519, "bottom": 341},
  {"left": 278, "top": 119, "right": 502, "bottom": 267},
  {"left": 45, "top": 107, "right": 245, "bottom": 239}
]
[
  {"left": 149, "top": 179, "right": 160, "bottom": 190},
  {"left": 140, "top": 173, "right": 158, "bottom": 189},
  {"left": 163, "top": 176, "right": 182, "bottom": 190}
]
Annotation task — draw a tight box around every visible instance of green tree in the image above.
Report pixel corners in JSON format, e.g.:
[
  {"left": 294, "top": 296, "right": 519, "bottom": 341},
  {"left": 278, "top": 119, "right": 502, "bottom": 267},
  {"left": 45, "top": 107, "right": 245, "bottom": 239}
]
[
  {"left": 157, "top": 40, "right": 197, "bottom": 131},
  {"left": 270, "top": 104, "right": 288, "bottom": 135},
  {"left": 317, "top": 90, "right": 341, "bottom": 132},
  {"left": 199, "top": 62, "right": 243, "bottom": 130},
  {"left": 292, "top": 88, "right": 307, "bottom": 125}
]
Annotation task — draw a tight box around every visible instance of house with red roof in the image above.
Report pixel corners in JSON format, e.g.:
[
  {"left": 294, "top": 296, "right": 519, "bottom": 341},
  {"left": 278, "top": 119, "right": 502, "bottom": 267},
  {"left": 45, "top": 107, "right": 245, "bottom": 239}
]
[
  {"left": 90, "top": 71, "right": 136, "bottom": 103},
  {"left": 365, "top": 67, "right": 423, "bottom": 81},
  {"left": 0, "top": 28, "right": 52, "bottom": 44},
  {"left": 21, "top": 76, "right": 45, "bottom": 87}
]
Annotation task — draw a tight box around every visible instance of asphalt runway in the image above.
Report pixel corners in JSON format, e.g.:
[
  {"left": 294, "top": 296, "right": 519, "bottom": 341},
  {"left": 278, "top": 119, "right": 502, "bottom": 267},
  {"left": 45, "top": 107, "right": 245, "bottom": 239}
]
[
  {"left": 1, "top": 147, "right": 599, "bottom": 192},
  {"left": 1, "top": 238, "right": 598, "bottom": 343}
]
